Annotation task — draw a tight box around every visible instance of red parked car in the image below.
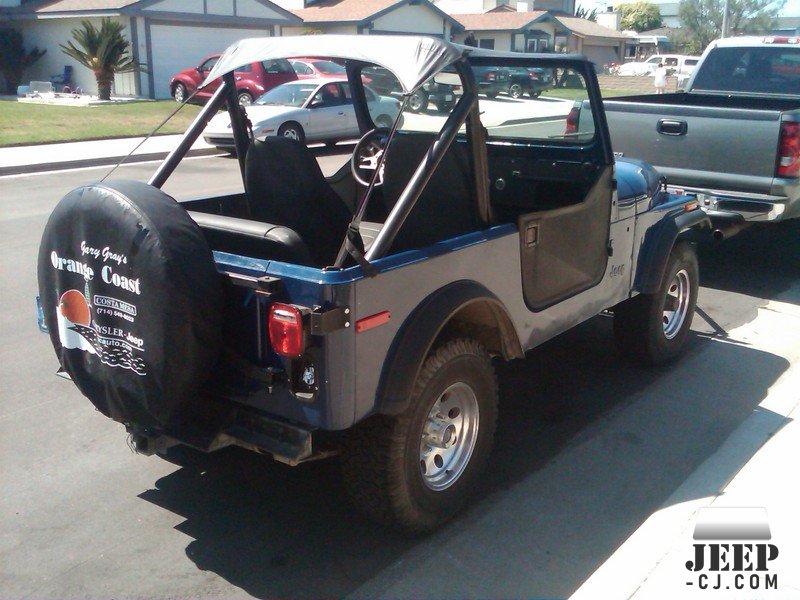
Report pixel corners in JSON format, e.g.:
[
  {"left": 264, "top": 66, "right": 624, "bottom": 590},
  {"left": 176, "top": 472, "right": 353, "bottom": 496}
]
[
  {"left": 169, "top": 54, "right": 298, "bottom": 105},
  {"left": 289, "top": 57, "right": 347, "bottom": 79}
]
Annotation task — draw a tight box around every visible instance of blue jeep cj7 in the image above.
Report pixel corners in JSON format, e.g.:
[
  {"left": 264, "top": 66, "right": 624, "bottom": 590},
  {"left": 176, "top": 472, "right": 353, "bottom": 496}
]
[{"left": 37, "top": 36, "right": 709, "bottom": 533}]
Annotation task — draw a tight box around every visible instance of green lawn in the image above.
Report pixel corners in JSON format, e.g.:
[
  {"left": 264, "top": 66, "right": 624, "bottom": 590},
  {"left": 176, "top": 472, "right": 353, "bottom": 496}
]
[
  {"left": 0, "top": 100, "right": 202, "bottom": 147},
  {"left": 545, "top": 88, "right": 641, "bottom": 100}
]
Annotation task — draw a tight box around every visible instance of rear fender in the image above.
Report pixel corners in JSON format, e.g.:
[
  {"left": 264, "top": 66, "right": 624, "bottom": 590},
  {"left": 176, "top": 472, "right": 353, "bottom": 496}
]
[
  {"left": 376, "top": 280, "right": 523, "bottom": 416},
  {"left": 634, "top": 207, "right": 710, "bottom": 295}
]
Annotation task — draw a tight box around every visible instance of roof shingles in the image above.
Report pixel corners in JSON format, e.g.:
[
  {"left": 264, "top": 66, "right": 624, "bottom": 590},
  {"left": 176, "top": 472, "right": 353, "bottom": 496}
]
[{"left": 292, "top": 0, "right": 409, "bottom": 24}]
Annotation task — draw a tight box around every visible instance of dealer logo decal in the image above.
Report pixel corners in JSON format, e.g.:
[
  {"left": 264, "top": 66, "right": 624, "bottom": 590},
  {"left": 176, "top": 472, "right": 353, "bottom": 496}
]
[
  {"left": 56, "top": 288, "right": 146, "bottom": 376},
  {"left": 685, "top": 507, "right": 779, "bottom": 592}
]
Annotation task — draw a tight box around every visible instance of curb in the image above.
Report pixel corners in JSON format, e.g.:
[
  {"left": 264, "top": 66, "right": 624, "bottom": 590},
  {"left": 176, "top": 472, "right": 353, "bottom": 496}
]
[{"left": 0, "top": 147, "right": 221, "bottom": 177}]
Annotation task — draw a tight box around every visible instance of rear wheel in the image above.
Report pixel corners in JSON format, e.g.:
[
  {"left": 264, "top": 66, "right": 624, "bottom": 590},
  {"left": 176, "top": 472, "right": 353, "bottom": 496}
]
[
  {"left": 614, "top": 242, "right": 698, "bottom": 366},
  {"left": 341, "top": 338, "right": 498, "bottom": 534},
  {"left": 529, "top": 90, "right": 542, "bottom": 98},
  {"left": 408, "top": 90, "right": 428, "bottom": 112},
  {"left": 277, "top": 122, "right": 305, "bottom": 144},
  {"left": 237, "top": 91, "right": 253, "bottom": 106},
  {"left": 485, "top": 90, "right": 498, "bottom": 99},
  {"left": 508, "top": 83, "right": 523, "bottom": 99}
]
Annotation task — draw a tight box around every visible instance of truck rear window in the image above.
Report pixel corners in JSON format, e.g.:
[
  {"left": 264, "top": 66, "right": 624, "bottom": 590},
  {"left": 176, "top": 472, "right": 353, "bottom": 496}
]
[{"left": 692, "top": 46, "right": 800, "bottom": 95}]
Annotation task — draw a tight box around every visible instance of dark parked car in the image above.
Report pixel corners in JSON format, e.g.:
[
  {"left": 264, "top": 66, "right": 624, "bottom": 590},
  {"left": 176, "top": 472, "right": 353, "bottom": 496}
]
[
  {"left": 169, "top": 54, "right": 298, "bottom": 106},
  {"left": 407, "top": 80, "right": 460, "bottom": 112},
  {"left": 472, "top": 65, "right": 510, "bottom": 98},
  {"left": 505, "top": 67, "right": 554, "bottom": 98}
]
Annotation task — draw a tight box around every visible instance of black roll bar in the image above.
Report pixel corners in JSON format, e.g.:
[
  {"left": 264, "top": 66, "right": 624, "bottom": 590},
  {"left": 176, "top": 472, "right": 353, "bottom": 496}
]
[
  {"left": 365, "top": 58, "right": 478, "bottom": 261},
  {"left": 223, "top": 71, "right": 251, "bottom": 184},
  {"left": 148, "top": 81, "right": 230, "bottom": 189}
]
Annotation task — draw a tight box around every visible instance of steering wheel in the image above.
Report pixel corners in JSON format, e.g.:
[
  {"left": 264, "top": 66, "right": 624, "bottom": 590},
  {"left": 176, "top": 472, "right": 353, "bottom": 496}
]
[{"left": 351, "top": 127, "right": 390, "bottom": 187}]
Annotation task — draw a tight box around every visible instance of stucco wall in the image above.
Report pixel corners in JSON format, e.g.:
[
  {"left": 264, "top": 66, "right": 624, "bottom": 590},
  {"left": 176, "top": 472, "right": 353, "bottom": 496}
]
[
  {"left": 373, "top": 4, "right": 447, "bottom": 35},
  {"left": 282, "top": 25, "right": 359, "bottom": 35},
  {"left": 20, "top": 17, "right": 137, "bottom": 97}
]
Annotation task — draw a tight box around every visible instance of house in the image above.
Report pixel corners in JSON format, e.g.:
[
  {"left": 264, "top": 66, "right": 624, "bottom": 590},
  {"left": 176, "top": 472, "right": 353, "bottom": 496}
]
[
  {"left": 0, "top": 0, "right": 302, "bottom": 98},
  {"left": 451, "top": 10, "right": 629, "bottom": 65},
  {"left": 435, "top": 0, "right": 576, "bottom": 14},
  {"left": 282, "top": 0, "right": 462, "bottom": 38}
]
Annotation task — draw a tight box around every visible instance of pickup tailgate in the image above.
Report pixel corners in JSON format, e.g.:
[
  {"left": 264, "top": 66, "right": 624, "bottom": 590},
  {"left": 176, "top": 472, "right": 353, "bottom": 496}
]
[{"left": 603, "top": 94, "right": 798, "bottom": 195}]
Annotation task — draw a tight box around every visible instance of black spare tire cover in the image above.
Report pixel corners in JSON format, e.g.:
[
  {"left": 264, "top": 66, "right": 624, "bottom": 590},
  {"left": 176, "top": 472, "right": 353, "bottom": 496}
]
[{"left": 37, "top": 180, "right": 223, "bottom": 430}]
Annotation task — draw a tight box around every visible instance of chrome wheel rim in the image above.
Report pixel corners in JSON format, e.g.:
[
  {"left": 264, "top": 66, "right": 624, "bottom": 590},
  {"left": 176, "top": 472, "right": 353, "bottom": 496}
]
[
  {"left": 409, "top": 92, "right": 424, "bottom": 111},
  {"left": 509, "top": 84, "right": 522, "bottom": 98},
  {"left": 174, "top": 86, "right": 184, "bottom": 103},
  {"left": 663, "top": 268, "right": 691, "bottom": 339},
  {"left": 282, "top": 128, "right": 300, "bottom": 140},
  {"left": 238, "top": 94, "right": 252, "bottom": 106},
  {"left": 419, "top": 382, "right": 480, "bottom": 491}
]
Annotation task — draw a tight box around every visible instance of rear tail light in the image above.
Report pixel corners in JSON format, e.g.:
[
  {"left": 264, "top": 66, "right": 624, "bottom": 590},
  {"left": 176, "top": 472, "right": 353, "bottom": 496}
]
[
  {"left": 777, "top": 121, "right": 800, "bottom": 178},
  {"left": 487, "top": 71, "right": 496, "bottom": 81},
  {"left": 268, "top": 303, "right": 306, "bottom": 358},
  {"left": 565, "top": 106, "right": 580, "bottom": 133}
]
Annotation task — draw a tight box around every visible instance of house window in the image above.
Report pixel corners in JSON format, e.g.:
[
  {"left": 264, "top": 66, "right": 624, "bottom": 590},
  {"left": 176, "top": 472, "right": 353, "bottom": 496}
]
[{"left": 479, "top": 39, "right": 495, "bottom": 50}]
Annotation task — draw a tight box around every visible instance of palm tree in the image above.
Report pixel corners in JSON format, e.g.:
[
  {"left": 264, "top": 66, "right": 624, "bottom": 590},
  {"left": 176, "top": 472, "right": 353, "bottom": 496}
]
[{"left": 60, "top": 18, "right": 141, "bottom": 100}]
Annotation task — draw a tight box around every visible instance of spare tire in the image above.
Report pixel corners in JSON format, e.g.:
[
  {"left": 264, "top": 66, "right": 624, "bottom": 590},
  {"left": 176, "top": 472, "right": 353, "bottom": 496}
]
[{"left": 37, "top": 180, "right": 223, "bottom": 430}]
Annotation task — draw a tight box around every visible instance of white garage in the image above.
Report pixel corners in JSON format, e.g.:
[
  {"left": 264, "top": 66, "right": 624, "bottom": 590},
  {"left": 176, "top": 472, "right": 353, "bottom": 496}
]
[
  {"left": 8, "top": 0, "right": 301, "bottom": 99},
  {"left": 149, "top": 23, "right": 271, "bottom": 99}
]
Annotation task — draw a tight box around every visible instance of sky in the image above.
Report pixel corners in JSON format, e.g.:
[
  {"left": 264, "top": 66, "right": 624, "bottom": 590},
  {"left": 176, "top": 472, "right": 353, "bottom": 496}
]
[{"left": 578, "top": 0, "right": 800, "bottom": 17}]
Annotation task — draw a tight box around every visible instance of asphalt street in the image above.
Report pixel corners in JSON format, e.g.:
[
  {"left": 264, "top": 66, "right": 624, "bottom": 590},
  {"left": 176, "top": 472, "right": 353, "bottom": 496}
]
[{"left": 1, "top": 155, "right": 798, "bottom": 599}]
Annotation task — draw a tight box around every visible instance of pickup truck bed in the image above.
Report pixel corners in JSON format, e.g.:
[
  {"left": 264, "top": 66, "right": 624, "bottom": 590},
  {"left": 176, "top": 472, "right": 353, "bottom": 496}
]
[{"left": 599, "top": 36, "right": 800, "bottom": 226}]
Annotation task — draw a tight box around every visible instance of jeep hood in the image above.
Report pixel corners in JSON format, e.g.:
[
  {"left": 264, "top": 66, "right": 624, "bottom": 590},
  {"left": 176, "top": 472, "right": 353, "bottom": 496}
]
[{"left": 615, "top": 157, "right": 662, "bottom": 202}]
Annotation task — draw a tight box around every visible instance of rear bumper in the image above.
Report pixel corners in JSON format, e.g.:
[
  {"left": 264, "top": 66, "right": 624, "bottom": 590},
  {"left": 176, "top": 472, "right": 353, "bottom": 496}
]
[
  {"left": 668, "top": 184, "right": 799, "bottom": 223},
  {"left": 131, "top": 402, "right": 316, "bottom": 466}
]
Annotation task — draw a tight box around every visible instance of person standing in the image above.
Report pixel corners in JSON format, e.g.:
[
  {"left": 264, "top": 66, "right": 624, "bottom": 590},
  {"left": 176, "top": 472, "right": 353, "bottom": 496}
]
[{"left": 654, "top": 62, "right": 667, "bottom": 94}]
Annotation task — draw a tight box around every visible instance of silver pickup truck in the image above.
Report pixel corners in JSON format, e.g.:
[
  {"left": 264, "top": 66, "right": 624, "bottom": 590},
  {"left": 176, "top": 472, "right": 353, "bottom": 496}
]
[{"left": 582, "top": 36, "right": 800, "bottom": 235}]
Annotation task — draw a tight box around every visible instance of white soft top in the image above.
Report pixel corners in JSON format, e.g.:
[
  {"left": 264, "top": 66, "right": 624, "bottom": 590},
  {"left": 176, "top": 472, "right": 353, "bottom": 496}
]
[{"left": 202, "top": 35, "right": 465, "bottom": 94}]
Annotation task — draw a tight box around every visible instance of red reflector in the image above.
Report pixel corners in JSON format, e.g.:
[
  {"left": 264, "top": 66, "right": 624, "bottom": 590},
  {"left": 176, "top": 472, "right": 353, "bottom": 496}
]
[
  {"left": 268, "top": 303, "right": 305, "bottom": 358},
  {"left": 356, "top": 310, "right": 391, "bottom": 333},
  {"left": 777, "top": 121, "right": 800, "bottom": 178}
]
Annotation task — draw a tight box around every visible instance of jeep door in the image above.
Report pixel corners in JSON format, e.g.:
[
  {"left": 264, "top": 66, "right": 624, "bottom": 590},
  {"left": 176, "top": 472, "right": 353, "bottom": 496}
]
[{"left": 473, "top": 58, "right": 614, "bottom": 311}]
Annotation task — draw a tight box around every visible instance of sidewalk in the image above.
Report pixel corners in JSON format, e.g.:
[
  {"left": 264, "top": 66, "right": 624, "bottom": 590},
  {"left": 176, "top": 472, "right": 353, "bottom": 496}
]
[
  {"left": 0, "top": 134, "right": 218, "bottom": 176},
  {"left": 570, "top": 286, "right": 800, "bottom": 600}
]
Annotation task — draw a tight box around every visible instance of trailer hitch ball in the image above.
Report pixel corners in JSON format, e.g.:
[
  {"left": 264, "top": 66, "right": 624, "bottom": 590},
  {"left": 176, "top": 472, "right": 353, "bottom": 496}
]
[{"left": 129, "top": 432, "right": 157, "bottom": 456}]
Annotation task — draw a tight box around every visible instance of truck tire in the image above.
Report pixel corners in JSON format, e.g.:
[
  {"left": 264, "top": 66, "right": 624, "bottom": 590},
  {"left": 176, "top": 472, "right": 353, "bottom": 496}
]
[
  {"left": 614, "top": 242, "right": 698, "bottom": 366},
  {"left": 341, "top": 338, "right": 498, "bottom": 534},
  {"left": 37, "top": 180, "right": 223, "bottom": 430}
]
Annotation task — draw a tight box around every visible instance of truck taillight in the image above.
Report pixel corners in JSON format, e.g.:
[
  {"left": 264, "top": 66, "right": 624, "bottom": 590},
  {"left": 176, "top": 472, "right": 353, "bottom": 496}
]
[
  {"left": 268, "top": 303, "right": 306, "bottom": 358},
  {"left": 777, "top": 121, "right": 800, "bottom": 178},
  {"left": 487, "top": 71, "right": 496, "bottom": 81},
  {"left": 565, "top": 106, "right": 580, "bottom": 133}
]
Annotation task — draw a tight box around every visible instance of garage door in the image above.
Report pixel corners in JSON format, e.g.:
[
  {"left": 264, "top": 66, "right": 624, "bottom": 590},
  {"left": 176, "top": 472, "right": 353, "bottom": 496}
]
[
  {"left": 150, "top": 24, "right": 269, "bottom": 99},
  {"left": 581, "top": 45, "right": 619, "bottom": 69}
]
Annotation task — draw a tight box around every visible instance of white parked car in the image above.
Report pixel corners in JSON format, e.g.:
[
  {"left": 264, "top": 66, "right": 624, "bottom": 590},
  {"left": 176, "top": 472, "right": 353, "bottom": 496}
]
[
  {"left": 617, "top": 54, "right": 700, "bottom": 76},
  {"left": 203, "top": 77, "right": 401, "bottom": 150}
]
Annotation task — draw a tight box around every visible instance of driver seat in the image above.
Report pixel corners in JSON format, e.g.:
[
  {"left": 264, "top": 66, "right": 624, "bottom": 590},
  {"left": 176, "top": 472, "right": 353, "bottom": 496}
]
[{"left": 244, "top": 138, "right": 352, "bottom": 266}]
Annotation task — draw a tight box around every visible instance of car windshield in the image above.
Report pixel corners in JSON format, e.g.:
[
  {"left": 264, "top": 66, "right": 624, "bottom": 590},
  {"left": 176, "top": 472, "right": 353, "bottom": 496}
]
[
  {"left": 312, "top": 60, "right": 346, "bottom": 74},
  {"left": 255, "top": 82, "right": 319, "bottom": 106}
]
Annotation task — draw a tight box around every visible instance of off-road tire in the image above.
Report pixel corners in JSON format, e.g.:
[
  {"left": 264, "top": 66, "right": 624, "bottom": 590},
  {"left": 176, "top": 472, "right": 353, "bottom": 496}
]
[
  {"left": 614, "top": 242, "right": 698, "bottom": 366},
  {"left": 341, "top": 338, "right": 498, "bottom": 534},
  {"left": 277, "top": 122, "right": 305, "bottom": 144}
]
